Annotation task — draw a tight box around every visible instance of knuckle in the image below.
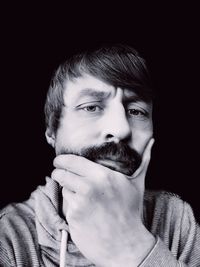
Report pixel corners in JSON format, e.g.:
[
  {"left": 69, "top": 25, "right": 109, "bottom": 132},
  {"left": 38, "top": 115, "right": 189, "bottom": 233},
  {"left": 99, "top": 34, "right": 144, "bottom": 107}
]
[
  {"left": 52, "top": 169, "right": 65, "bottom": 185},
  {"left": 62, "top": 187, "right": 69, "bottom": 197},
  {"left": 82, "top": 183, "right": 92, "bottom": 196},
  {"left": 70, "top": 200, "right": 82, "bottom": 218},
  {"left": 51, "top": 169, "right": 59, "bottom": 180},
  {"left": 82, "top": 182, "right": 101, "bottom": 200}
]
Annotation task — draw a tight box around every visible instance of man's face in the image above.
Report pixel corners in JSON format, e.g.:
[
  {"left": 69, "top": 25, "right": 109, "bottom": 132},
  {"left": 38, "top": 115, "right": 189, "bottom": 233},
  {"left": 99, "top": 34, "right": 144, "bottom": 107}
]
[{"left": 52, "top": 73, "right": 153, "bottom": 176}]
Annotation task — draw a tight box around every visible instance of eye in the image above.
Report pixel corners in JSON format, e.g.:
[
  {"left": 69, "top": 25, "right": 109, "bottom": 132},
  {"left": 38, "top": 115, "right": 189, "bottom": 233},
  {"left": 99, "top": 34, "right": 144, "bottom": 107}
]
[
  {"left": 127, "top": 109, "right": 145, "bottom": 116},
  {"left": 83, "top": 105, "right": 102, "bottom": 112}
]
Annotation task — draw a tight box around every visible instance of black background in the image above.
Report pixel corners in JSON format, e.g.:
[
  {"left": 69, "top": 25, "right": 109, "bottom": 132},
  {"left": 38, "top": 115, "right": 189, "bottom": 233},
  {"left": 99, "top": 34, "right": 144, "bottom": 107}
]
[{"left": 0, "top": 3, "right": 199, "bottom": 221}]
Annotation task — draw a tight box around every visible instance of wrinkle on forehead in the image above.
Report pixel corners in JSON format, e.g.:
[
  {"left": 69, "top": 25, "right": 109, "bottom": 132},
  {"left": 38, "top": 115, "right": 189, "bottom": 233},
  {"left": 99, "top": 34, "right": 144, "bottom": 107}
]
[{"left": 63, "top": 74, "right": 150, "bottom": 106}]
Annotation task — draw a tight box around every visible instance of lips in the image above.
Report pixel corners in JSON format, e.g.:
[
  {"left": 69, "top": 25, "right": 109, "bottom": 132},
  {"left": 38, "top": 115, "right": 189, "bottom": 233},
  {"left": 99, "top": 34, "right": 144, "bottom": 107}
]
[
  {"left": 96, "top": 158, "right": 130, "bottom": 174},
  {"left": 78, "top": 141, "right": 142, "bottom": 176}
]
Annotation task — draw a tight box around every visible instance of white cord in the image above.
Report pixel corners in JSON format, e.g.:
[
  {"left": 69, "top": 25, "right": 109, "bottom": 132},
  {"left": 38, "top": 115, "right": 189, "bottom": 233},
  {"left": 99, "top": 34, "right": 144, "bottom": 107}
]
[{"left": 60, "top": 229, "right": 68, "bottom": 267}]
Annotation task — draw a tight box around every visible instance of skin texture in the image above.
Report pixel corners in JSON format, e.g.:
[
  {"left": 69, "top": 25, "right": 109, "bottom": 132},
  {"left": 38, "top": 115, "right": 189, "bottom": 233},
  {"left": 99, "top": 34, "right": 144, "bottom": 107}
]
[{"left": 47, "top": 73, "right": 155, "bottom": 266}]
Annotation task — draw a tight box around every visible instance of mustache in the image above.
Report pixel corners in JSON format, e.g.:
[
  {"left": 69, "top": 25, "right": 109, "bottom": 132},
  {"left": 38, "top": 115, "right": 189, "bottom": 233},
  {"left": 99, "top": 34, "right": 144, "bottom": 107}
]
[{"left": 59, "top": 142, "right": 142, "bottom": 176}]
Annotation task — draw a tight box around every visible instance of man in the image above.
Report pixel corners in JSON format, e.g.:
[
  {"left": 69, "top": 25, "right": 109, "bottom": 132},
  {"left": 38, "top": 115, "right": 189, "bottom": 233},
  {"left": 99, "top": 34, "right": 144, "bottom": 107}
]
[{"left": 0, "top": 44, "right": 199, "bottom": 266}]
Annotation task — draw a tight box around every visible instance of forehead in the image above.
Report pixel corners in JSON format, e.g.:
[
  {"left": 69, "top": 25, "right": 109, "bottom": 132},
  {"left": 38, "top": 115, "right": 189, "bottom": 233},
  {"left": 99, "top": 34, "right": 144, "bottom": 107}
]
[{"left": 63, "top": 73, "right": 145, "bottom": 104}]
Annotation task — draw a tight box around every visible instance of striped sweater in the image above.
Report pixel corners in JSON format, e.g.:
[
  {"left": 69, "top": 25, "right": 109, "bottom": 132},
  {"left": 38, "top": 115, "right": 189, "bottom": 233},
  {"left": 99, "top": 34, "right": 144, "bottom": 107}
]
[{"left": 0, "top": 177, "right": 200, "bottom": 266}]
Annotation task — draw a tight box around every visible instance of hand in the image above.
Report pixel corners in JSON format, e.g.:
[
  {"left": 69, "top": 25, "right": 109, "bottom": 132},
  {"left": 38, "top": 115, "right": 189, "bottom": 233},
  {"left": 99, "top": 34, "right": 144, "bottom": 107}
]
[{"left": 52, "top": 138, "right": 155, "bottom": 267}]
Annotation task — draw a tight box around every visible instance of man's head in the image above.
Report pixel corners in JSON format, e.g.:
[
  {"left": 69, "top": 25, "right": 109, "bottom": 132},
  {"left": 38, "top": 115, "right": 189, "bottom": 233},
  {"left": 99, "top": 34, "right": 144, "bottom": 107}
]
[{"left": 45, "top": 44, "right": 154, "bottom": 175}]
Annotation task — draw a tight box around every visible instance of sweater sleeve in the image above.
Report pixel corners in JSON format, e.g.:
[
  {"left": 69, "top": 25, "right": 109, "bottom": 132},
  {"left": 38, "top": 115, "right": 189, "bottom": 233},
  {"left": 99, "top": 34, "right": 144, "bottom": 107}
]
[
  {"left": 0, "top": 241, "right": 14, "bottom": 267},
  {"left": 141, "top": 200, "right": 200, "bottom": 266},
  {"left": 140, "top": 237, "right": 187, "bottom": 266},
  {"left": 0, "top": 204, "right": 41, "bottom": 267}
]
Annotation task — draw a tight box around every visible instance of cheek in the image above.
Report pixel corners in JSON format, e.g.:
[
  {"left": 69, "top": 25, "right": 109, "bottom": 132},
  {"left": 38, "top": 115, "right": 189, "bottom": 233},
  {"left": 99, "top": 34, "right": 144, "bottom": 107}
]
[
  {"left": 130, "top": 121, "right": 153, "bottom": 154},
  {"left": 70, "top": 125, "right": 98, "bottom": 144},
  {"left": 56, "top": 118, "right": 100, "bottom": 150}
]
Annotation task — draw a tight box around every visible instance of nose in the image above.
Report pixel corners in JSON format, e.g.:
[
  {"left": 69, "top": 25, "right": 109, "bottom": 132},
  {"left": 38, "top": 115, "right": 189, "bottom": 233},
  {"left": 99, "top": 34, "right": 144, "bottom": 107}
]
[{"left": 101, "top": 104, "right": 132, "bottom": 143}]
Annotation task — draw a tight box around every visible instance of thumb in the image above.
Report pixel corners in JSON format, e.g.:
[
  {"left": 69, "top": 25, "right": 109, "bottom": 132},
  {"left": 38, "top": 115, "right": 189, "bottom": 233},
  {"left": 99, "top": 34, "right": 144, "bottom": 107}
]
[{"left": 131, "top": 138, "right": 155, "bottom": 179}]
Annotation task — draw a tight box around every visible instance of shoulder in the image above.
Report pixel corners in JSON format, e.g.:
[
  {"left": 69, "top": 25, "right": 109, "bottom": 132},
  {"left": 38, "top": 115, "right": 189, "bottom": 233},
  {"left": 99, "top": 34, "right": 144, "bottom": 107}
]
[
  {"left": 0, "top": 200, "right": 40, "bottom": 266},
  {"left": 0, "top": 197, "right": 37, "bottom": 239},
  {"left": 0, "top": 198, "right": 35, "bottom": 229},
  {"left": 144, "top": 190, "right": 185, "bottom": 212},
  {"left": 144, "top": 189, "right": 197, "bottom": 238}
]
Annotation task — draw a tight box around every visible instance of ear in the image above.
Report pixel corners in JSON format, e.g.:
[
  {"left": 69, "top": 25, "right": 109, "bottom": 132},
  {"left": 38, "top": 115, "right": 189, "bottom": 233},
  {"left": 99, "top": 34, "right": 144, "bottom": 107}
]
[{"left": 45, "top": 128, "right": 56, "bottom": 148}]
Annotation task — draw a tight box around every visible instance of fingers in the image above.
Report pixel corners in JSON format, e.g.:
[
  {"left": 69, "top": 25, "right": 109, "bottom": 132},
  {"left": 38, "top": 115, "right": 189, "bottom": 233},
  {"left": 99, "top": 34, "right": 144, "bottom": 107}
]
[
  {"left": 51, "top": 168, "right": 87, "bottom": 193},
  {"left": 62, "top": 186, "right": 75, "bottom": 200},
  {"left": 62, "top": 187, "right": 76, "bottom": 218},
  {"left": 131, "top": 138, "right": 155, "bottom": 179},
  {"left": 53, "top": 154, "right": 105, "bottom": 177},
  {"left": 62, "top": 187, "right": 75, "bottom": 201}
]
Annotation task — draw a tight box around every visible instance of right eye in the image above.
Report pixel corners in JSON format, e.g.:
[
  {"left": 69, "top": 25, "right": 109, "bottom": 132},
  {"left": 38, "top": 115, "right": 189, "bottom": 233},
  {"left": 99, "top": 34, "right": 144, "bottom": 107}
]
[{"left": 82, "top": 105, "right": 102, "bottom": 113}]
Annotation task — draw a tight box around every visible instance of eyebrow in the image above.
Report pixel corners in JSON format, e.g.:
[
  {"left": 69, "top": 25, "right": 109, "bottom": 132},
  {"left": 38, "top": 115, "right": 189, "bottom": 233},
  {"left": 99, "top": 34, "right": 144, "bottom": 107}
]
[
  {"left": 74, "top": 87, "right": 150, "bottom": 105},
  {"left": 77, "top": 88, "right": 111, "bottom": 100},
  {"left": 123, "top": 94, "right": 146, "bottom": 103}
]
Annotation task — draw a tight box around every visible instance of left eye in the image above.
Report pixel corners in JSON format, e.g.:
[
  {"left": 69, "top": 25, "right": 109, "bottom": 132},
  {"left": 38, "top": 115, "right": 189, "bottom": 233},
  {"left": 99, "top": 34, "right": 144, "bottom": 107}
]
[
  {"left": 127, "top": 109, "right": 144, "bottom": 116},
  {"left": 83, "top": 105, "right": 101, "bottom": 112}
]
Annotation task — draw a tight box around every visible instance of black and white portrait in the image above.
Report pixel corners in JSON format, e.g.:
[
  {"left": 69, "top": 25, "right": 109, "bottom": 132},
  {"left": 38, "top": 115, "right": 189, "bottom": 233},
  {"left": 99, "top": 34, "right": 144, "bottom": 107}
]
[{"left": 0, "top": 3, "right": 199, "bottom": 266}]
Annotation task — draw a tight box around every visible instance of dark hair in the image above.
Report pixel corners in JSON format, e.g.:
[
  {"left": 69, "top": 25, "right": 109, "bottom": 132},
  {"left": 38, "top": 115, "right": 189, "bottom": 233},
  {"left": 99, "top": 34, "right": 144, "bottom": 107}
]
[{"left": 44, "top": 44, "right": 153, "bottom": 134}]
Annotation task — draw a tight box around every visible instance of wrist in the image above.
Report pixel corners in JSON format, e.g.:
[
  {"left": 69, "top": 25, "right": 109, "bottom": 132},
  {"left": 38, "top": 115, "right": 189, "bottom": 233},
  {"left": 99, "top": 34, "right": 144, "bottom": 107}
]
[{"left": 109, "top": 227, "right": 156, "bottom": 267}]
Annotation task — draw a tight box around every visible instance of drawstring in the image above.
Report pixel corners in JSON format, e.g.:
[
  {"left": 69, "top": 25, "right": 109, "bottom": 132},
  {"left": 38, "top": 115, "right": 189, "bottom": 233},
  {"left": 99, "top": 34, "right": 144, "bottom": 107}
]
[{"left": 60, "top": 229, "right": 68, "bottom": 267}]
